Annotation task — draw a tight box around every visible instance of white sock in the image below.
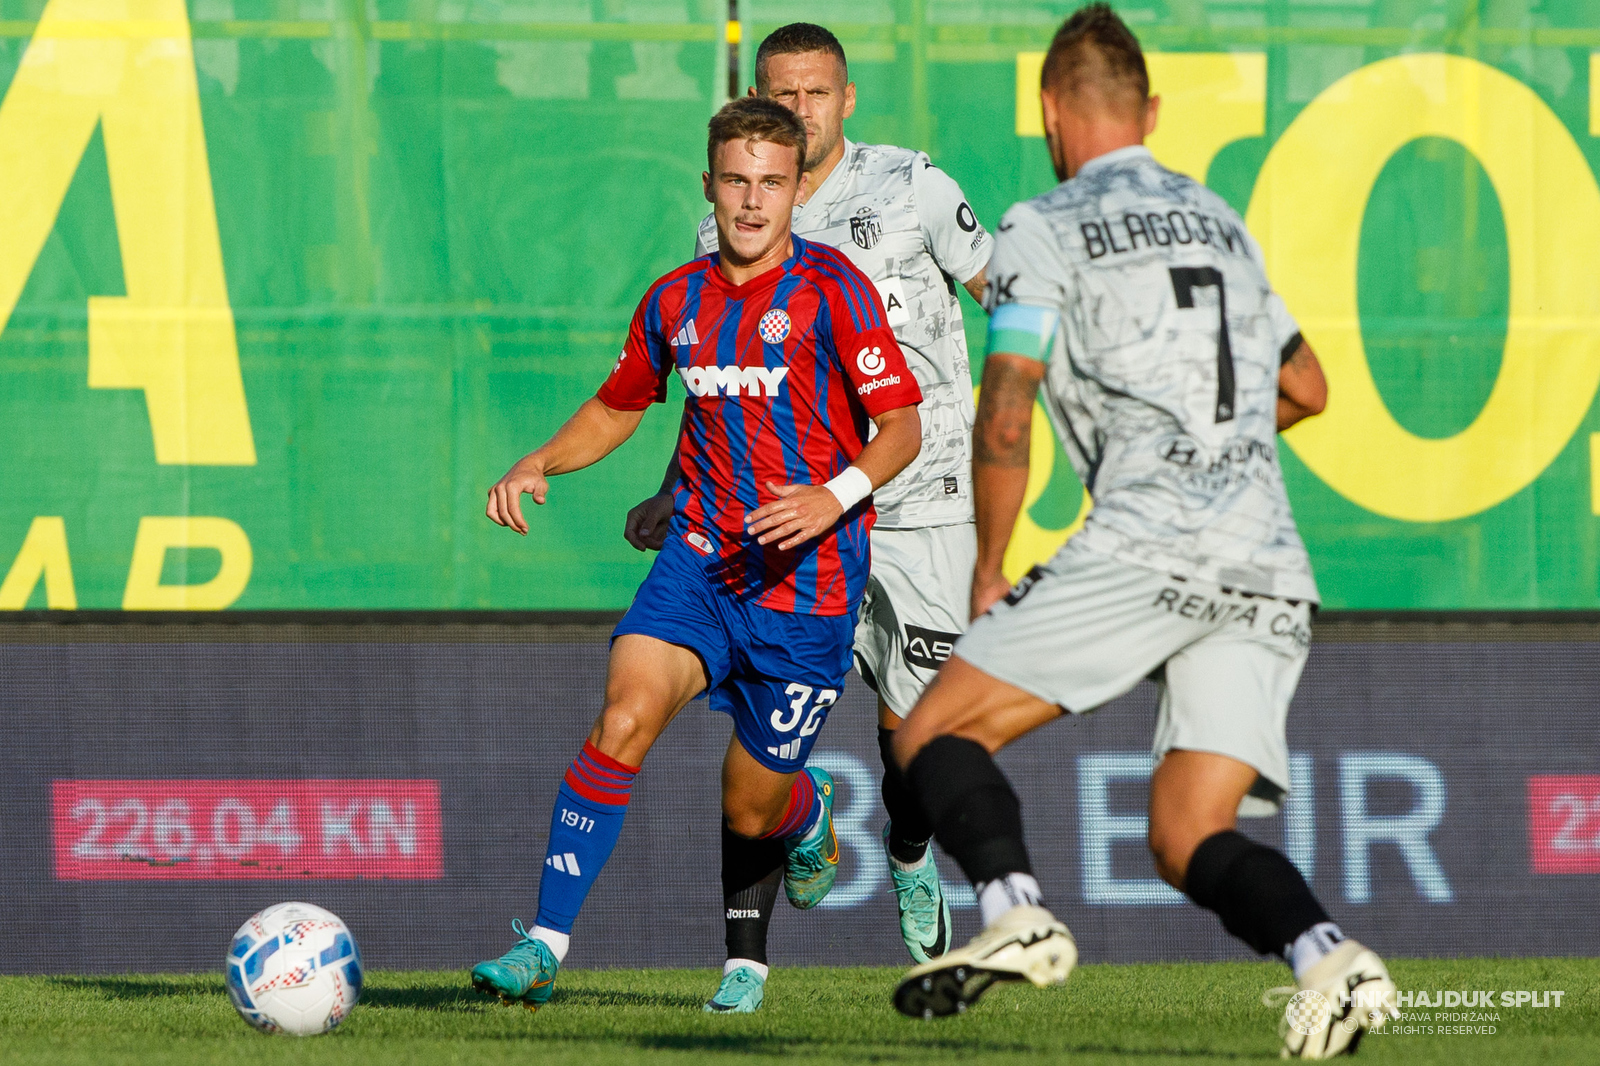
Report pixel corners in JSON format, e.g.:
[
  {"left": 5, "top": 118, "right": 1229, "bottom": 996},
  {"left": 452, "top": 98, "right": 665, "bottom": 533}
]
[
  {"left": 725, "top": 958, "right": 770, "bottom": 980},
  {"left": 1288, "top": 922, "right": 1346, "bottom": 982},
  {"left": 976, "top": 873, "right": 1043, "bottom": 927},
  {"left": 889, "top": 848, "right": 931, "bottom": 874},
  {"left": 531, "top": 925, "right": 571, "bottom": 964}
]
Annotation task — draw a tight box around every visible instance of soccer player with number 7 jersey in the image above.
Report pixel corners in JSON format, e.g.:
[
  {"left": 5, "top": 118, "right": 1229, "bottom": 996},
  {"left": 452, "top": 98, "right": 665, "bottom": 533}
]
[{"left": 473, "top": 96, "right": 922, "bottom": 1012}]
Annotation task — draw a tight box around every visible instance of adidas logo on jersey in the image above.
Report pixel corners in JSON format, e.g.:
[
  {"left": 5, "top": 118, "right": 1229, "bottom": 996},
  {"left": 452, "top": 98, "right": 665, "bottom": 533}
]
[
  {"left": 679, "top": 365, "right": 790, "bottom": 398},
  {"left": 671, "top": 320, "right": 700, "bottom": 347}
]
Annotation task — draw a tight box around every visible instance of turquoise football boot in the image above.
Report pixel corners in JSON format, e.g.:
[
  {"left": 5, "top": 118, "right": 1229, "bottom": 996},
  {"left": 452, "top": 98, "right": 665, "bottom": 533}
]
[
  {"left": 470, "top": 920, "right": 560, "bottom": 1009},
  {"left": 703, "top": 965, "right": 766, "bottom": 1013},
  {"left": 783, "top": 767, "right": 839, "bottom": 909},
  {"left": 884, "top": 822, "right": 953, "bottom": 963}
]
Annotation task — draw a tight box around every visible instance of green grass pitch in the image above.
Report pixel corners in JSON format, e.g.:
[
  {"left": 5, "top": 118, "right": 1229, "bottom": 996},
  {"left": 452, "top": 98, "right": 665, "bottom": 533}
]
[{"left": 2, "top": 958, "right": 1594, "bottom": 1065}]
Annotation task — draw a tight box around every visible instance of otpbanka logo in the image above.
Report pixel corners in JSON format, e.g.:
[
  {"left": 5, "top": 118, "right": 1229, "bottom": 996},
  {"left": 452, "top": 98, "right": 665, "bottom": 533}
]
[{"left": 855, "top": 345, "right": 901, "bottom": 397}]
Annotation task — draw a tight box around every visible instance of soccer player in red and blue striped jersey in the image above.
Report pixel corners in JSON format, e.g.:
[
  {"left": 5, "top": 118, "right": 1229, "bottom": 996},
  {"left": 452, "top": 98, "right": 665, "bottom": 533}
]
[{"left": 473, "top": 97, "right": 922, "bottom": 1012}]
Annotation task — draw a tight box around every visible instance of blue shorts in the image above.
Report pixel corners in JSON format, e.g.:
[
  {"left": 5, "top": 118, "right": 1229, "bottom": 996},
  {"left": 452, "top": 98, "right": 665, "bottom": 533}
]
[{"left": 614, "top": 534, "right": 855, "bottom": 773}]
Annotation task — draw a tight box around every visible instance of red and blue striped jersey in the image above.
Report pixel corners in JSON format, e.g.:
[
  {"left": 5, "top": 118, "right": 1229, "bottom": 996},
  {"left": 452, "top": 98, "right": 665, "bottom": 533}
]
[{"left": 598, "top": 237, "right": 922, "bottom": 615}]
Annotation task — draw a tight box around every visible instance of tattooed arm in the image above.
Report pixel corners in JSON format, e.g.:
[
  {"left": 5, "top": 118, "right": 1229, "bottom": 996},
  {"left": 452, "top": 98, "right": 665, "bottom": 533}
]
[
  {"left": 970, "top": 353, "right": 1047, "bottom": 618},
  {"left": 1277, "top": 338, "right": 1327, "bottom": 431}
]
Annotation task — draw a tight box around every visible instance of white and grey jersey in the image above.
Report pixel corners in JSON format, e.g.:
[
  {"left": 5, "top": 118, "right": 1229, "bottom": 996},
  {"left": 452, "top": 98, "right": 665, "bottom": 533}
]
[
  {"left": 696, "top": 139, "right": 992, "bottom": 528},
  {"left": 986, "top": 145, "right": 1317, "bottom": 601}
]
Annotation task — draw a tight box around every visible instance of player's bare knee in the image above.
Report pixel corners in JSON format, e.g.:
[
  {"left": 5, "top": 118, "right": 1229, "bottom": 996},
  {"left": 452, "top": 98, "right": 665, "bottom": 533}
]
[
  {"left": 591, "top": 703, "right": 650, "bottom": 756},
  {"left": 722, "top": 801, "right": 780, "bottom": 839}
]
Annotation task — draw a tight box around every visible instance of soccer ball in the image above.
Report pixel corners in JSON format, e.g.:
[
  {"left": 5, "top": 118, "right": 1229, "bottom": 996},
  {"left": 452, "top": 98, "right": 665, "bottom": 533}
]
[{"left": 224, "top": 902, "right": 363, "bottom": 1035}]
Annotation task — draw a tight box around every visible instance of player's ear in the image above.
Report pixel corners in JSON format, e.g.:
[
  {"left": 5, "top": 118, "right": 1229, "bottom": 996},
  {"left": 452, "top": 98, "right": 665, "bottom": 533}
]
[
  {"left": 702, "top": 171, "right": 714, "bottom": 203},
  {"left": 843, "top": 81, "right": 857, "bottom": 120},
  {"left": 746, "top": 85, "right": 757, "bottom": 98},
  {"left": 1143, "top": 94, "right": 1161, "bottom": 139}
]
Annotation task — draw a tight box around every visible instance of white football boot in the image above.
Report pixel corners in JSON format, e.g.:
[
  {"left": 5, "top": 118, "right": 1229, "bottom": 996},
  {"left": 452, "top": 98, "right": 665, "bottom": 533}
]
[
  {"left": 892, "top": 903, "right": 1076, "bottom": 1019},
  {"left": 1278, "top": 940, "right": 1399, "bottom": 1058}
]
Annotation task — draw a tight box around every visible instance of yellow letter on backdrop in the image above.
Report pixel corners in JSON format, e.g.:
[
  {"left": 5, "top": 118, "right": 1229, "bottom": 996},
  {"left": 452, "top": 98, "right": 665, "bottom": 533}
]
[
  {"left": 1251, "top": 54, "right": 1600, "bottom": 521},
  {"left": 0, "top": 517, "right": 77, "bottom": 609},
  {"left": 0, "top": 0, "right": 255, "bottom": 465},
  {"left": 123, "top": 516, "right": 252, "bottom": 609}
]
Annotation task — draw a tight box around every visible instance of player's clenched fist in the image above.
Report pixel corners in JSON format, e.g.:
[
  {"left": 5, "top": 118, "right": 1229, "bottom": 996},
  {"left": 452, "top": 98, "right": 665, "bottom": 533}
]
[
  {"left": 745, "top": 481, "right": 845, "bottom": 551},
  {"left": 624, "top": 492, "right": 674, "bottom": 552},
  {"left": 486, "top": 457, "right": 550, "bottom": 535}
]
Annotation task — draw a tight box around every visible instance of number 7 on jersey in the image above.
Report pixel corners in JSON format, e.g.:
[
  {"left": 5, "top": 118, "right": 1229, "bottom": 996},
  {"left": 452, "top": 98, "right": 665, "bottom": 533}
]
[{"left": 1169, "top": 266, "right": 1235, "bottom": 423}]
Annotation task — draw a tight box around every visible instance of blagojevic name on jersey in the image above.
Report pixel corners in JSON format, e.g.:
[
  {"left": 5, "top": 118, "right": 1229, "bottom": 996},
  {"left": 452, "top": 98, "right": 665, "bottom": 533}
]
[
  {"left": 697, "top": 140, "right": 992, "bottom": 529},
  {"left": 599, "top": 237, "right": 923, "bottom": 616},
  {"left": 984, "top": 145, "right": 1318, "bottom": 602}
]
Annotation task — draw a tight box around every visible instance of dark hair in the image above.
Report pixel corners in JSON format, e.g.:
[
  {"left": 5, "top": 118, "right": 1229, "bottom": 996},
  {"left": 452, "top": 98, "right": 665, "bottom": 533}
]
[
  {"left": 755, "top": 22, "right": 848, "bottom": 88},
  {"left": 1041, "top": 3, "right": 1149, "bottom": 105},
  {"left": 707, "top": 96, "right": 808, "bottom": 176}
]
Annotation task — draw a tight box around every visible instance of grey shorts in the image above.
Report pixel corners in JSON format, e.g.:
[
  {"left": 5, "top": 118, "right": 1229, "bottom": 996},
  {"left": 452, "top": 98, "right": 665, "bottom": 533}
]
[
  {"left": 853, "top": 524, "right": 978, "bottom": 718},
  {"left": 956, "top": 541, "right": 1312, "bottom": 814}
]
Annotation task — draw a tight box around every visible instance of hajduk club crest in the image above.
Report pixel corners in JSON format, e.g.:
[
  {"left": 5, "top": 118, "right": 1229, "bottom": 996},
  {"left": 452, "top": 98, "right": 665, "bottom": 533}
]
[{"left": 758, "top": 309, "right": 791, "bottom": 343}]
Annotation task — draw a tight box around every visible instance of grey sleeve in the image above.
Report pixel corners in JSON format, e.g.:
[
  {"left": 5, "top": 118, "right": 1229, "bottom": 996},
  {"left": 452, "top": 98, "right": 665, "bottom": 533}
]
[
  {"left": 912, "top": 157, "right": 993, "bottom": 285},
  {"left": 983, "top": 202, "right": 1068, "bottom": 315},
  {"left": 1242, "top": 225, "right": 1303, "bottom": 359},
  {"left": 693, "top": 213, "right": 716, "bottom": 259}
]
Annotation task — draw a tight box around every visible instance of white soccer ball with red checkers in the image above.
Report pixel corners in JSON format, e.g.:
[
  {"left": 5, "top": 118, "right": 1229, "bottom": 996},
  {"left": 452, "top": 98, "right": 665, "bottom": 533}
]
[{"left": 225, "top": 901, "right": 362, "bottom": 1036}]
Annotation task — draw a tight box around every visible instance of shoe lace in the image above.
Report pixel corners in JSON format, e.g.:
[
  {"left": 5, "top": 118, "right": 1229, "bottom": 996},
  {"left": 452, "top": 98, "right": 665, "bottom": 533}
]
[
  {"left": 501, "top": 919, "right": 549, "bottom": 973},
  {"left": 723, "top": 969, "right": 760, "bottom": 993},
  {"left": 715, "top": 968, "right": 761, "bottom": 1003},
  {"left": 891, "top": 868, "right": 939, "bottom": 925}
]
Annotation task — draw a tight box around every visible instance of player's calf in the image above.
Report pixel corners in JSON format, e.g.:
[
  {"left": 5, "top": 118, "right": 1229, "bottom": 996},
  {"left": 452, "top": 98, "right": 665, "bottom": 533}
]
[{"left": 891, "top": 734, "right": 1076, "bottom": 1018}]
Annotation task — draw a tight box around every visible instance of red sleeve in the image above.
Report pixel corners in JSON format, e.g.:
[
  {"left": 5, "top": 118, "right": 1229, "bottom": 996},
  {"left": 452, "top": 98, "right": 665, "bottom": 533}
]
[
  {"left": 821, "top": 257, "right": 923, "bottom": 416},
  {"left": 596, "top": 287, "right": 672, "bottom": 410}
]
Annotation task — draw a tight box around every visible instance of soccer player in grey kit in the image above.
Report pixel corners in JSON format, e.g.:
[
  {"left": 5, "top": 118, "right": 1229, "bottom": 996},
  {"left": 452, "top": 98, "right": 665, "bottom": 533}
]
[
  {"left": 888, "top": 7, "right": 1399, "bottom": 1059},
  {"left": 626, "top": 23, "right": 992, "bottom": 1012}
]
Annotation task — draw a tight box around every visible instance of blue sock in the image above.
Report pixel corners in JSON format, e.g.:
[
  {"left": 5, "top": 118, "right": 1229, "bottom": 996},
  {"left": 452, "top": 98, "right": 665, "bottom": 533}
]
[{"left": 532, "top": 741, "right": 639, "bottom": 935}]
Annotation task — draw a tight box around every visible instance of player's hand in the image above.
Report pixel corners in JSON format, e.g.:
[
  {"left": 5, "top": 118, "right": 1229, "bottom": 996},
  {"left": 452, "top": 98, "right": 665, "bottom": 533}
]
[
  {"left": 486, "top": 456, "right": 549, "bottom": 535},
  {"left": 744, "top": 481, "right": 844, "bottom": 551},
  {"left": 624, "top": 492, "right": 674, "bottom": 552},
  {"left": 970, "top": 569, "right": 1013, "bottom": 620}
]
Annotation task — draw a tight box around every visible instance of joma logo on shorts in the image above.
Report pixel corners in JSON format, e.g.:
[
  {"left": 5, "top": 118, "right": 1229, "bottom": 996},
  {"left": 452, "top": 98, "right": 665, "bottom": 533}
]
[{"left": 678, "top": 365, "right": 790, "bottom": 398}]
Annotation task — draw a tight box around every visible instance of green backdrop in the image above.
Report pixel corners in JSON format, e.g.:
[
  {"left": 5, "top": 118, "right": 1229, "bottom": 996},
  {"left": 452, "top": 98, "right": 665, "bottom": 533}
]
[{"left": 2, "top": 0, "right": 1598, "bottom": 610}]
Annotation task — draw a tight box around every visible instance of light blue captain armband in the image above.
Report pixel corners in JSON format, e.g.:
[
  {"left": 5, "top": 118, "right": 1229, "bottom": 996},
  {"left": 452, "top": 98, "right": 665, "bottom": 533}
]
[{"left": 987, "top": 303, "right": 1060, "bottom": 363}]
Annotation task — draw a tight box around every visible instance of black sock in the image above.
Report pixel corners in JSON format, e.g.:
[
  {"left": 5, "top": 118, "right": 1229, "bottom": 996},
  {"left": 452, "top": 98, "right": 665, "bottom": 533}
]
[
  {"left": 722, "top": 822, "right": 783, "bottom": 965},
  {"left": 879, "top": 726, "right": 933, "bottom": 863},
  {"left": 907, "top": 735, "right": 1033, "bottom": 884},
  {"left": 1183, "top": 829, "right": 1331, "bottom": 958}
]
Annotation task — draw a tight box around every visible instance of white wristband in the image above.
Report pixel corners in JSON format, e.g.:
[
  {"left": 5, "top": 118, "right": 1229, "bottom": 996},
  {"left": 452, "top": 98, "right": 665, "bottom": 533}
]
[{"left": 823, "top": 466, "right": 873, "bottom": 511}]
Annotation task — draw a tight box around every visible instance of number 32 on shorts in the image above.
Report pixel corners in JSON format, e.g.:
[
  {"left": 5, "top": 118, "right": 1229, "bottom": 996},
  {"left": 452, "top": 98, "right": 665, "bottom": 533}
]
[{"left": 771, "top": 683, "right": 838, "bottom": 737}]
